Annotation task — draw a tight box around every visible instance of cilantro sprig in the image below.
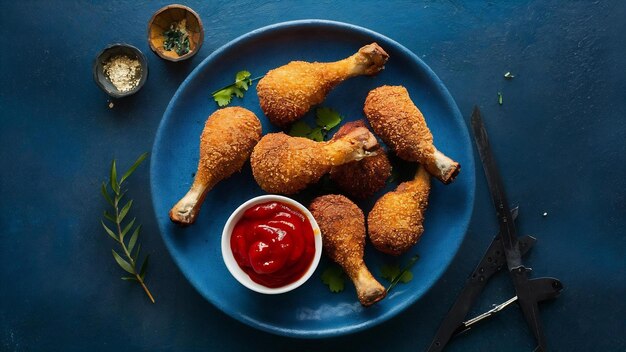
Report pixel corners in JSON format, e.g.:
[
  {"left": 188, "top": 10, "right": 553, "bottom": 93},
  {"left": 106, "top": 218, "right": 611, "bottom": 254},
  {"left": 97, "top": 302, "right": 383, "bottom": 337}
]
[
  {"left": 287, "top": 107, "right": 343, "bottom": 141},
  {"left": 211, "top": 71, "right": 262, "bottom": 107},
  {"left": 321, "top": 264, "right": 346, "bottom": 293},
  {"left": 381, "top": 254, "right": 420, "bottom": 293}
]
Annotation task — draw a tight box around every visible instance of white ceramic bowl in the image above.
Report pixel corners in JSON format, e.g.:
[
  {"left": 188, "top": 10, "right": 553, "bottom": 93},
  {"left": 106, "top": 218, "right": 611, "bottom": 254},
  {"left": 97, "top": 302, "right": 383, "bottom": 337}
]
[{"left": 221, "top": 195, "right": 322, "bottom": 294}]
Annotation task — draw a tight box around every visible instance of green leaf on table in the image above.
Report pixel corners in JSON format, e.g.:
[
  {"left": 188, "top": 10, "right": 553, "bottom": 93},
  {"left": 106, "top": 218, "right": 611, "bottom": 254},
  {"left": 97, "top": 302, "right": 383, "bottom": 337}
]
[
  {"left": 321, "top": 265, "right": 346, "bottom": 293},
  {"left": 121, "top": 276, "right": 138, "bottom": 282},
  {"left": 101, "top": 182, "right": 114, "bottom": 207},
  {"left": 103, "top": 211, "right": 116, "bottom": 223},
  {"left": 120, "top": 152, "right": 147, "bottom": 184},
  {"left": 120, "top": 218, "right": 136, "bottom": 240},
  {"left": 139, "top": 255, "right": 150, "bottom": 280},
  {"left": 101, "top": 220, "right": 118, "bottom": 241},
  {"left": 128, "top": 224, "right": 141, "bottom": 253},
  {"left": 497, "top": 92, "right": 503, "bottom": 105},
  {"left": 112, "top": 249, "right": 134, "bottom": 274},
  {"left": 110, "top": 160, "right": 119, "bottom": 195},
  {"left": 118, "top": 199, "right": 133, "bottom": 223}
]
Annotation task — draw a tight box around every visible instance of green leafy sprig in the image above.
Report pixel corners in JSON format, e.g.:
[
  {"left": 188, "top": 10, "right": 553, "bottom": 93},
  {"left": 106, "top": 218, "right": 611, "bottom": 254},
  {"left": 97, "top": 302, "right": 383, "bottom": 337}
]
[
  {"left": 212, "top": 71, "right": 262, "bottom": 107},
  {"left": 101, "top": 152, "right": 155, "bottom": 303},
  {"left": 288, "top": 107, "right": 344, "bottom": 141},
  {"left": 381, "top": 254, "right": 420, "bottom": 293}
]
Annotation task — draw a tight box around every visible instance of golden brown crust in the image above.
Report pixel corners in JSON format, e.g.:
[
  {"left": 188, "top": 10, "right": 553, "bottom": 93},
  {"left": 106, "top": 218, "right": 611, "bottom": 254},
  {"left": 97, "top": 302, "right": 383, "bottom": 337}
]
[
  {"left": 250, "top": 133, "right": 330, "bottom": 194},
  {"left": 364, "top": 85, "right": 460, "bottom": 184},
  {"left": 309, "top": 195, "right": 386, "bottom": 306},
  {"left": 196, "top": 107, "right": 262, "bottom": 186},
  {"left": 364, "top": 85, "right": 434, "bottom": 161},
  {"left": 169, "top": 107, "right": 262, "bottom": 225},
  {"left": 257, "top": 43, "right": 389, "bottom": 128},
  {"left": 329, "top": 120, "right": 391, "bottom": 199},
  {"left": 250, "top": 127, "right": 378, "bottom": 194},
  {"left": 367, "top": 166, "right": 431, "bottom": 255}
]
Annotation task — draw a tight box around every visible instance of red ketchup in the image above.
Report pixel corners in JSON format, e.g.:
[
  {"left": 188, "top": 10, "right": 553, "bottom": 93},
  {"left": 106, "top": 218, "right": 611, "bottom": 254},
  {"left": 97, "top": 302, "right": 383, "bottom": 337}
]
[{"left": 230, "top": 201, "right": 316, "bottom": 288}]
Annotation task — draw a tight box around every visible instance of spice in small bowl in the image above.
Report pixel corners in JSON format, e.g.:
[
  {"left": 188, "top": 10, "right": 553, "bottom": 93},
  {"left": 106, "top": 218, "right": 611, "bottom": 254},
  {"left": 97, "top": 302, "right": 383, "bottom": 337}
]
[
  {"left": 93, "top": 44, "right": 148, "bottom": 98},
  {"left": 148, "top": 4, "right": 203, "bottom": 62}
]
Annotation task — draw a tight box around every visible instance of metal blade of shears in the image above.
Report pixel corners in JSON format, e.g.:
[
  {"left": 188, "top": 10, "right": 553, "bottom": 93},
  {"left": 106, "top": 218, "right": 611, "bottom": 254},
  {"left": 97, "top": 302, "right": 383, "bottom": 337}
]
[
  {"left": 470, "top": 106, "right": 522, "bottom": 270},
  {"left": 470, "top": 106, "right": 549, "bottom": 350}
]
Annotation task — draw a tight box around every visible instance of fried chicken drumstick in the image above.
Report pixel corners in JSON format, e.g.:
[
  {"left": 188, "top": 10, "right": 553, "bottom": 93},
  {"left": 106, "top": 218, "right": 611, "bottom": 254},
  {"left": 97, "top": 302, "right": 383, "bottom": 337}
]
[
  {"left": 329, "top": 120, "right": 392, "bottom": 199},
  {"left": 250, "top": 127, "right": 378, "bottom": 194},
  {"left": 309, "top": 195, "right": 386, "bottom": 306},
  {"left": 169, "top": 107, "right": 262, "bottom": 225},
  {"left": 368, "top": 165, "right": 431, "bottom": 255},
  {"left": 364, "top": 85, "right": 460, "bottom": 184},
  {"left": 257, "top": 43, "right": 389, "bottom": 128}
]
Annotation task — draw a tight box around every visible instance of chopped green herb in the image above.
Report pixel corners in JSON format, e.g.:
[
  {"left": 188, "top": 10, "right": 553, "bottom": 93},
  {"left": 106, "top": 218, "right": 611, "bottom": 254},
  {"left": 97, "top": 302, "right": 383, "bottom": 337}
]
[
  {"left": 321, "top": 264, "right": 346, "bottom": 293},
  {"left": 497, "top": 92, "right": 503, "bottom": 105},
  {"left": 504, "top": 71, "right": 515, "bottom": 79},
  {"left": 163, "top": 21, "right": 190, "bottom": 56},
  {"left": 211, "top": 71, "right": 260, "bottom": 107}
]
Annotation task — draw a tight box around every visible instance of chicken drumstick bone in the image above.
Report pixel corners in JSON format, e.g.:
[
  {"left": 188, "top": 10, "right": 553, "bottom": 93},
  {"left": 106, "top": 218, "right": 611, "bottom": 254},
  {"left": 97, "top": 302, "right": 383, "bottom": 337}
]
[
  {"left": 169, "top": 107, "right": 262, "bottom": 225},
  {"left": 257, "top": 43, "right": 389, "bottom": 128},
  {"left": 364, "top": 85, "right": 460, "bottom": 184},
  {"left": 309, "top": 195, "right": 386, "bottom": 306}
]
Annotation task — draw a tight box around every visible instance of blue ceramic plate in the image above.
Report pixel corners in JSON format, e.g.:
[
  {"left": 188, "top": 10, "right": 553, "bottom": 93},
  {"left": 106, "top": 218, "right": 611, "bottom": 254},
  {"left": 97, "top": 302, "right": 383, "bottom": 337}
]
[{"left": 151, "top": 20, "right": 475, "bottom": 338}]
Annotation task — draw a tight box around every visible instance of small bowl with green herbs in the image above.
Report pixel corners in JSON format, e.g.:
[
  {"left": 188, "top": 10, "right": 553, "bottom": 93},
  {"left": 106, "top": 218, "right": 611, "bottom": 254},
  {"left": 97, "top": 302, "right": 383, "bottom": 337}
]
[{"left": 148, "top": 4, "right": 203, "bottom": 62}]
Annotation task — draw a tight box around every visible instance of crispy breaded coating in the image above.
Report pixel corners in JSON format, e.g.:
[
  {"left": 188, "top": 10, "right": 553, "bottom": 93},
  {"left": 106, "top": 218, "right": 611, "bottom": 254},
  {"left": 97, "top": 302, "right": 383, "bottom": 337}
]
[
  {"left": 169, "top": 107, "right": 262, "bottom": 225},
  {"left": 368, "top": 165, "right": 431, "bottom": 255},
  {"left": 309, "top": 195, "right": 386, "bottom": 306},
  {"left": 329, "top": 120, "right": 392, "bottom": 199},
  {"left": 257, "top": 43, "right": 389, "bottom": 128},
  {"left": 364, "top": 85, "right": 460, "bottom": 184},
  {"left": 250, "top": 127, "right": 378, "bottom": 194}
]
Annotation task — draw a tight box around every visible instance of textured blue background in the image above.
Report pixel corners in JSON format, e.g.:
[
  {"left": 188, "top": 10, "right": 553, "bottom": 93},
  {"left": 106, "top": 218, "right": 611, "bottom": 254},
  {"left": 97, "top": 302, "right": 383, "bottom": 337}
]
[{"left": 0, "top": 1, "right": 624, "bottom": 351}]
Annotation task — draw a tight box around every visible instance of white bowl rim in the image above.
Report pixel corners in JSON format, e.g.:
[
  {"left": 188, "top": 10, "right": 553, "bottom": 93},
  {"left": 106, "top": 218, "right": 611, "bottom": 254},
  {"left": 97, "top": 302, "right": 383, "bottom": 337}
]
[{"left": 221, "top": 194, "right": 323, "bottom": 294}]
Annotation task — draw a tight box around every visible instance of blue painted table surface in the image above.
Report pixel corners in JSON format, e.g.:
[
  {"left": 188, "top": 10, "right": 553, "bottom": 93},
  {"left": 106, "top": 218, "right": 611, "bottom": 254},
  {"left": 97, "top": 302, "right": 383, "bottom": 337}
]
[{"left": 0, "top": 1, "right": 624, "bottom": 351}]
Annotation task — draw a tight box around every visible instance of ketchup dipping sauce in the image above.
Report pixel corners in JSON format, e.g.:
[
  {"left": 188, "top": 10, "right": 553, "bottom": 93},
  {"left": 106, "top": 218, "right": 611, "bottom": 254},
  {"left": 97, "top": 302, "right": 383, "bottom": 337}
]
[{"left": 222, "top": 196, "right": 322, "bottom": 293}]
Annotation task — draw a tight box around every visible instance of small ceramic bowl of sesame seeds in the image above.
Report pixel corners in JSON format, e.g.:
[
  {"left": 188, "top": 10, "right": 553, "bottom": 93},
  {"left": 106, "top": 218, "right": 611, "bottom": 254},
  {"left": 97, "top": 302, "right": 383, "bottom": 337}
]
[{"left": 93, "top": 43, "right": 148, "bottom": 98}]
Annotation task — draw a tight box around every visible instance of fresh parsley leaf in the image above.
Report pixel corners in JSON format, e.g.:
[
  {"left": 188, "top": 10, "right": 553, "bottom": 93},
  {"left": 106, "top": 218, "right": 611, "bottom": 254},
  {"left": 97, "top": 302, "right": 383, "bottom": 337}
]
[
  {"left": 211, "top": 71, "right": 258, "bottom": 107},
  {"left": 235, "top": 70, "right": 252, "bottom": 90},
  {"left": 399, "top": 270, "right": 413, "bottom": 283},
  {"left": 288, "top": 121, "right": 313, "bottom": 137},
  {"left": 307, "top": 127, "right": 325, "bottom": 142},
  {"left": 382, "top": 254, "right": 420, "bottom": 293},
  {"left": 321, "top": 265, "right": 345, "bottom": 293},
  {"left": 315, "top": 107, "right": 343, "bottom": 130},
  {"left": 213, "top": 88, "right": 234, "bottom": 107}
]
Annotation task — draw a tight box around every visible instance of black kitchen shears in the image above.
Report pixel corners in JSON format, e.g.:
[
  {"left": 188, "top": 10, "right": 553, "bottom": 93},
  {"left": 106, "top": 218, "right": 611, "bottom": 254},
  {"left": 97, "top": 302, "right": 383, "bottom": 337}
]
[{"left": 426, "top": 107, "right": 563, "bottom": 352}]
